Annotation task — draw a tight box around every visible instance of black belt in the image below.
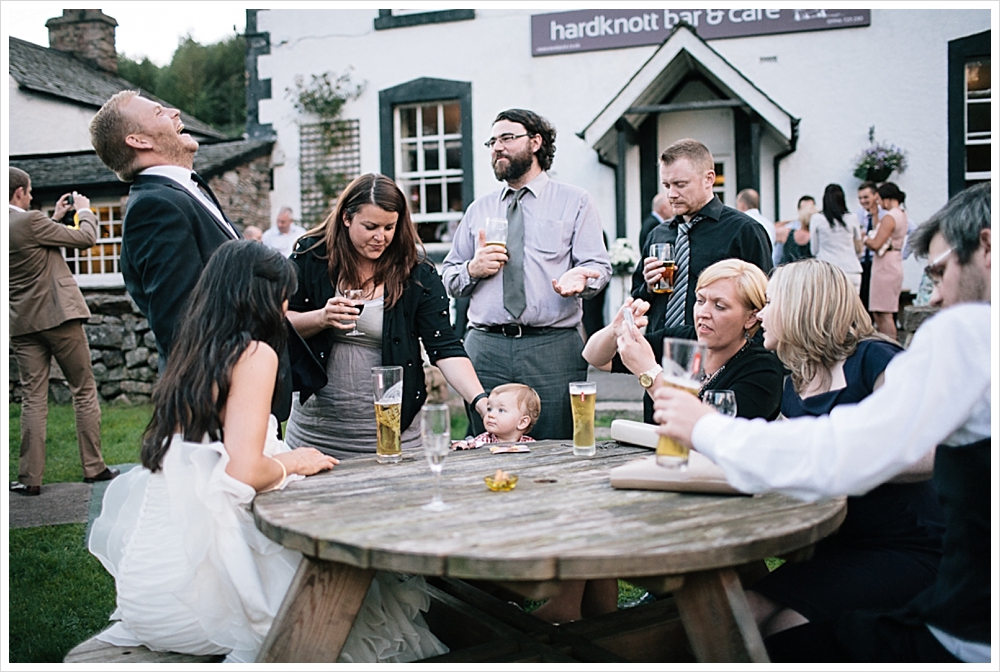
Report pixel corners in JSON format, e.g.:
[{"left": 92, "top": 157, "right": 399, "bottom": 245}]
[{"left": 476, "top": 324, "right": 571, "bottom": 338}]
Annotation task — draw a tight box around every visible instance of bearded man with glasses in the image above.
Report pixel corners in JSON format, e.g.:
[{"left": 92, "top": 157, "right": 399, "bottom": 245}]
[{"left": 443, "top": 109, "right": 611, "bottom": 440}]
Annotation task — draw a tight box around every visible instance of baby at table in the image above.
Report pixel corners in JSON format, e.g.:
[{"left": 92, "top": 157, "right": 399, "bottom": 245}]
[{"left": 454, "top": 384, "right": 540, "bottom": 448}]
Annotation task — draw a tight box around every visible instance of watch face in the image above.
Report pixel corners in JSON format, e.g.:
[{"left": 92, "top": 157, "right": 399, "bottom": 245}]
[{"left": 639, "top": 373, "right": 653, "bottom": 388}]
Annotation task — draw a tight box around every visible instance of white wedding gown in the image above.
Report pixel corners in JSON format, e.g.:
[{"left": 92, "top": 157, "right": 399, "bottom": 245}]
[{"left": 89, "top": 416, "right": 448, "bottom": 663}]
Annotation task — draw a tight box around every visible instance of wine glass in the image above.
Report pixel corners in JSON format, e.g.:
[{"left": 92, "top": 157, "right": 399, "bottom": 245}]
[
  {"left": 703, "top": 390, "right": 738, "bottom": 418},
  {"left": 421, "top": 404, "right": 451, "bottom": 511},
  {"left": 344, "top": 289, "right": 365, "bottom": 336}
]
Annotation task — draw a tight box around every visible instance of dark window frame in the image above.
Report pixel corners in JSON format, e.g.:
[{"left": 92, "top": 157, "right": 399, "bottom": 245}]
[
  {"left": 948, "top": 30, "right": 990, "bottom": 197},
  {"left": 379, "top": 78, "right": 474, "bottom": 217},
  {"left": 374, "top": 9, "right": 475, "bottom": 31}
]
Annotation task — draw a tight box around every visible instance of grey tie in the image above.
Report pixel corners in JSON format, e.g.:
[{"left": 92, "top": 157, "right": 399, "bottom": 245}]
[
  {"left": 663, "top": 218, "right": 695, "bottom": 328},
  {"left": 503, "top": 187, "right": 528, "bottom": 319}
]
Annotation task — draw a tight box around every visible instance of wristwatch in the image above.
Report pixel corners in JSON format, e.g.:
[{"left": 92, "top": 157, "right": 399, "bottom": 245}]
[{"left": 638, "top": 365, "right": 662, "bottom": 389}]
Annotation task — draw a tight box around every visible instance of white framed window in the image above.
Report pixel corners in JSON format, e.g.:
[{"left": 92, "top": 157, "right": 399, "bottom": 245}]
[
  {"left": 394, "top": 101, "right": 464, "bottom": 243},
  {"left": 712, "top": 159, "right": 732, "bottom": 205},
  {"left": 965, "top": 57, "right": 990, "bottom": 183},
  {"left": 59, "top": 201, "right": 124, "bottom": 288}
]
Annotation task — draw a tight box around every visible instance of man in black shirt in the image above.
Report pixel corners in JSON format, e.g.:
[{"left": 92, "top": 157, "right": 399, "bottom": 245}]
[{"left": 631, "top": 139, "right": 772, "bottom": 331}]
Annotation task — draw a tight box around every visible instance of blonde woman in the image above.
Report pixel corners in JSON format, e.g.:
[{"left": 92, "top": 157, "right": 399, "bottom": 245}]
[{"left": 745, "top": 259, "right": 942, "bottom": 640}]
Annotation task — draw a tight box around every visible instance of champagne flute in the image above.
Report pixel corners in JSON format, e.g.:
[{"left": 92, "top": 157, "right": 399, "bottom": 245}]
[
  {"left": 703, "top": 390, "right": 738, "bottom": 418},
  {"left": 344, "top": 289, "right": 365, "bottom": 336},
  {"left": 421, "top": 404, "right": 451, "bottom": 511}
]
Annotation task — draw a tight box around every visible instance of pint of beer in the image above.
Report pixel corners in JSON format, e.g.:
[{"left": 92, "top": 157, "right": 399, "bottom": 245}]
[
  {"left": 372, "top": 366, "right": 404, "bottom": 463},
  {"left": 569, "top": 381, "right": 597, "bottom": 457},
  {"left": 649, "top": 243, "right": 676, "bottom": 294},
  {"left": 656, "top": 338, "right": 707, "bottom": 469},
  {"left": 655, "top": 376, "right": 701, "bottom": 467},
  {"left": 484, "top": 217, "right": 508, "bottom": 249}
]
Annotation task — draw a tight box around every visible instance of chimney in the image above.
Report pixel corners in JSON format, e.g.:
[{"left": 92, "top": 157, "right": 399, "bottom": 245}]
[{"left": 46, "top": 9, "right": 119, "bottom": 74}]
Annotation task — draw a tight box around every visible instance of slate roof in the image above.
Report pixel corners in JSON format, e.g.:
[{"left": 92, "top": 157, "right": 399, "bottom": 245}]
[
  {"left": 10, "top": 139, "right": 274, "bottom": 191},
  {"left": 9, "top": 36, "right": 225, "bottom": 139}
]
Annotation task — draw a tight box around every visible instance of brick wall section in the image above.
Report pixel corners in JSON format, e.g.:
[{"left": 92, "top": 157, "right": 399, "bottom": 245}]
[
  {"left": 8, "top": 289, "right": 159, "bottom": 406},
  {"left": 208, "top": 154, "right": 273, "bottom": 232}
]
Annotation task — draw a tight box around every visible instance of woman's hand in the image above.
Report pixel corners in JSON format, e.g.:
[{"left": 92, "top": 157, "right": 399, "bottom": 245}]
[
  {"left": 616, "top": 322, "right": 657, "bottom": 375},
  {"left": 321, "top": 296, "right": 363, "bottom": 331},
  {"left": 277, "top": 447, "right": 338, "bottom": 476},
  {"left": 652, "top": 385, "right": 716, "bottom": 448}
]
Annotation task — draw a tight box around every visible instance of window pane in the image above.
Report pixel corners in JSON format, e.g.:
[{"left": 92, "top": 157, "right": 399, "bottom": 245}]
[
  {"left": 399, "top": 143, "right": 417, "bottom": 173},
  {"left": 443, "top": 102, "right": 461, "bottom": 134},
  {"left": 421, "top": 105, "right": 438, "bottom": 135},
  {"left": 400, "top": 108, "right": 417, "bottom": 138},
  {"left": 445, "top": 140, "right": 461, "bottom": 170},
  {"left": 447, "top": 181, "right": 463, "bottom": 212},
  {"left": 408, "top": 182, "right": 423, "bottom": 213},
  {"left": 966, "top": 59, "right": 990, "bottom": 93},
  {"left": 966, "top": 144, "right": 990, "bottom": 173},
  {"left": 968, "top": 102, "right": 991, "bottom": 134},
  {"left": 426, "top": 182, "right": 443, "bottom": 213},
  {"left": 423, "top": 141, "right": 440, "bottom": 171}
]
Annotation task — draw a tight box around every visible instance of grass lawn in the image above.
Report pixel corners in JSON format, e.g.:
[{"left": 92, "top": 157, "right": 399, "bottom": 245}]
[{"left": 8, "top": 403, "right": 151, "bottom": 482}]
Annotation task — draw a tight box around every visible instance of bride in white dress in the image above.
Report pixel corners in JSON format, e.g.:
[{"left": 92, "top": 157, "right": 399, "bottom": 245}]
[{"left": 88, "top": 241, "right": 448, "bottom": 663}]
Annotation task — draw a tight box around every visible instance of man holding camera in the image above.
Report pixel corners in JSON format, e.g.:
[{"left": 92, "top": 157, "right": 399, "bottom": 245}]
[{"left": 8, "top": 167, "right": 117, "bottom": 496}]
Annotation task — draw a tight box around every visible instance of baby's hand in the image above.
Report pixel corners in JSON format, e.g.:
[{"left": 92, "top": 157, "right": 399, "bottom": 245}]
[{"left": 451, "top": 436, "right": 478, "bottom": 450}]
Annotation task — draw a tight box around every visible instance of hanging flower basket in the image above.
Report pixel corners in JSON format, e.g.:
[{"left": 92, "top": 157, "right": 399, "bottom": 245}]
[
  {"left": 853, "top": 126, "right": 907, "bottom": 182},
  {"left": 608, "top": 238, "right": 640, "bottom": 276}
]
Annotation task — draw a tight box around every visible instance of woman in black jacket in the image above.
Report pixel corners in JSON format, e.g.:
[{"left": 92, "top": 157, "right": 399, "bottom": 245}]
[
  {"left": 285, "top": 174, "right": 487, "bottom": 459},
  {"left": 584, "top": 258, "right": 783, "bottom": 423}
]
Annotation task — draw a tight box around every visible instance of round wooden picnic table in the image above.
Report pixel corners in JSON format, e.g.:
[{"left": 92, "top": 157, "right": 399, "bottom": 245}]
[{"left": 253, "top": 439, "right": 845, "bottom": 662}]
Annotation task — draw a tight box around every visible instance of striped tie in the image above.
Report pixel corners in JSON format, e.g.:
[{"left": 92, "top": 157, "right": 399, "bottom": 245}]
[{"left": 663, "top": 218, "right": 694, "bottom": 328}]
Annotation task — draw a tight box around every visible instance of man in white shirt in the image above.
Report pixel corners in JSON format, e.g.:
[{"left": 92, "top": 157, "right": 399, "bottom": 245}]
[
  {"left": 736, "top": 188, "right": 776, "bottom": 247},
  {"left": 653, "top": 183, "right": 991, "bottom": 662},
  {"left": 262, "top": 207, "right": 307, "bottom": 257}
]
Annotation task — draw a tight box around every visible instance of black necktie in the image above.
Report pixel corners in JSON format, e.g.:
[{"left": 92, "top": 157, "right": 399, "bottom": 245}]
[{"left": 191, "top": 172, "right": 239, "bottom": 239}]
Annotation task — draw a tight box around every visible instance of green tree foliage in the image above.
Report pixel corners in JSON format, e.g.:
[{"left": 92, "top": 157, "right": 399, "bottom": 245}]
[{"left": 116, "top": 33, "right": 246, "bottom": 138}]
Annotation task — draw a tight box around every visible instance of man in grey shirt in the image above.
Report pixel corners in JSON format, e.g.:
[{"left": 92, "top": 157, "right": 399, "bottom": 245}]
[{"left": 443, "top": 109, "right": 611, "bottom": 439}]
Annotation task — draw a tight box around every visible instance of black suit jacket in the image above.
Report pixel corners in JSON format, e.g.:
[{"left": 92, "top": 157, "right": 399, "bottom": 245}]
[{"left": 121, "top": 174, "right": 237, "bottom": 360}]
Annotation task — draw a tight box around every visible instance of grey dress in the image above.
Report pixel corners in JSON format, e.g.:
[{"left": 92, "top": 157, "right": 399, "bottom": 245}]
[{"left": 285, "top": 296, "right": 421, "bottom": 459}]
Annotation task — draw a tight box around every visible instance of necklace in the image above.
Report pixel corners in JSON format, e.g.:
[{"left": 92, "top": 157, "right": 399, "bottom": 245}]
[{"left": 699, "top": 339, "right": 751, "bottom": 399}]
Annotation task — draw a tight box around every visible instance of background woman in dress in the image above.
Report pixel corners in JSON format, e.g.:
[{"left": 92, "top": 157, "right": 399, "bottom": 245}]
[
  {"left": 744, "top": 258, "right": 942, "bottom": 641},
  {"left": 864, "top": 182, "right": 908, "bottom": 340},
  {"left": 809, "top": 184, "right": 863, "bottom": 292},
  {"left": 89, "top": 241, "right": 447, "bottom": 662},
  {"left": 779, "top": 196, "right": 816, "bottom": 265},
  {"left": 285, "top": 174, "right": 488, "bottom": 459}
]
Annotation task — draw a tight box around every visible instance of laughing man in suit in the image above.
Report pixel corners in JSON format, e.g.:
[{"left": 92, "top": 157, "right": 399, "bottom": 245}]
[{"left": 90, "top": 91, "right": 241, "bottom": 367}]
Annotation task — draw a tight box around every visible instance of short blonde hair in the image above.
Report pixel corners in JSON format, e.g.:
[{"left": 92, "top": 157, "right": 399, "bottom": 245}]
[
  {"left": 90, "top": 90, "right": 141, "bottom": 181},
  {"left": 491, "top": 383, "right": 541, "bottom": 433},
  {"left": 768, "top": 259, "right": 888, "bottom": 394},
  {"left": 695, "top": 259, "right": 768, "bottom": 337},
  {"left": 660, "top": 138, "right": 714, "bottom": 173}
]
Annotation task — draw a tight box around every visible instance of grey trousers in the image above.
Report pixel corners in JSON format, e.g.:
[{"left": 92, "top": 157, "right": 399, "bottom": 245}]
[{"left": 464, "top": 328, "right": 588, "bottom": 441}]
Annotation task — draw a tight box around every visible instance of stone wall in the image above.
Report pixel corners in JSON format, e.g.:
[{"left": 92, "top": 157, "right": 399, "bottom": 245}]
[
  {"left": 210, "top": 155, "right": 274, "bottom": 232},
  {"left": 8, "top": 288, "right": 159, "bottom": 406}
]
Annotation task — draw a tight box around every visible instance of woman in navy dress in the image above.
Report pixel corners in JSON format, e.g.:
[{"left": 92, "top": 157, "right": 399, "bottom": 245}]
[{"left": 746, "top": 258, "right": 943, "bottom": 638}]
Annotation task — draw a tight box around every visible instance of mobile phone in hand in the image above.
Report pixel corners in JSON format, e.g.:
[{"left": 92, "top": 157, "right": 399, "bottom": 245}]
[{"left": 622, "top": 305, "right": 635, "bottom": 328}]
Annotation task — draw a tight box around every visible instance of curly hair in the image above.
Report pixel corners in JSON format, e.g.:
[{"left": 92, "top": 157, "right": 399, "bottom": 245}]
[{"left": 494, "top": 109, "right": 556, "bottom": 171}]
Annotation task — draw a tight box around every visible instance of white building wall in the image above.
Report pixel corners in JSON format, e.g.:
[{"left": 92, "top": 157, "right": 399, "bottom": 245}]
[
  {"left": 8, "top": 78, "right": 99, "bottom": 154},
  {"left": 257, "top": 8, "right": 990, "bottom": 291}
]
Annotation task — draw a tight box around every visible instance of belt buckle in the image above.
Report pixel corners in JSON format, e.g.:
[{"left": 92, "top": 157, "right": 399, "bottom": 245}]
[{"left": 502, "top": 324, "right": 523, "bottom": 338}]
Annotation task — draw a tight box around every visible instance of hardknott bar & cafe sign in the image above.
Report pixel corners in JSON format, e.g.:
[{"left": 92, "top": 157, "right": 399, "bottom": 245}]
[{"left": 531, "top": 8, "right": 871, "bottom": 56}]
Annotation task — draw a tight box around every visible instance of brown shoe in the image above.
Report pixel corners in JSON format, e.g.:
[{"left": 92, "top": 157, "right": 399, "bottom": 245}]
[
  {"left": 83, "top": 467, "right": 120, "bottom": 483},
  {"left": 10, "top": 481, "right": 41, "bottom": 496}
]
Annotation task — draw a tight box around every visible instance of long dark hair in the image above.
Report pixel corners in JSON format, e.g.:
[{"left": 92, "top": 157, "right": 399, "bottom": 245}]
[
  {"left": 821, "top": 183, "right": 849, "bottom": 228},
  {"left": 141, "top": 240, "right": 297, "bottom": 472},
  {"left": 305, "top": 173, "right": 421, "bottom": 309}
]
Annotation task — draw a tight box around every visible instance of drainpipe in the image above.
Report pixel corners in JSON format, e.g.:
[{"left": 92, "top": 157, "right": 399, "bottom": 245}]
[{"left": 772, "top": 118, "right": 800, "bottom": 222}]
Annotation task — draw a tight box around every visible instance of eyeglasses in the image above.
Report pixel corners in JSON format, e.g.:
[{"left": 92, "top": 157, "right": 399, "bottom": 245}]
[
  {"left": 484, "top": 133, "right": 532, "bottom": 149},
  {"left": 924, "top": 247, "right": 953, "bottom": 285}
]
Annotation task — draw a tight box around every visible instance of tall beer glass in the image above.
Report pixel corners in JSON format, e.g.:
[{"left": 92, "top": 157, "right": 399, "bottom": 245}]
[
  {"left": 484, "top": 217, "right": 508, "bottom": 250},
  {"left": 656, "top": 338, "right": 707, "bottom": 469},
  {"left": 372, "top": 365, "right": 403, "bottom": 464},
  {"left": 569, "top": 381, "right": 597, "bottom": 457},
  {"left": 649, "top": 243, "right": 676, "bottom": 294}
]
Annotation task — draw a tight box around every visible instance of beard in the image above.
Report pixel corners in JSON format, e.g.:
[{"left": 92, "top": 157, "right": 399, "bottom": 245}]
[
  {"left": 153, "top": 127, "right": 199, "bottom": 168},
  {"left": 492, "top": 144, "right": 535, "bottom": 183}
]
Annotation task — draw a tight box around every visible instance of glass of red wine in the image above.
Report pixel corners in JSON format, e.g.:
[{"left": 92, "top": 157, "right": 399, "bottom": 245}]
[{"left": 345, "top": 289, "right": 365, "bottom": 336}]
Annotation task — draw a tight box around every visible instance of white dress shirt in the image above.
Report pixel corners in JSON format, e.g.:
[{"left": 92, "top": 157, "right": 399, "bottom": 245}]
[{"left": 140, "top": 165, "right": 238, "bottom": 239}]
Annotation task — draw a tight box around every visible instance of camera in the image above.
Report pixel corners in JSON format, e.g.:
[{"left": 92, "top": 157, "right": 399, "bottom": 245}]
[{"left": 60, "top": 194, "right": 77, "bottom": 226}]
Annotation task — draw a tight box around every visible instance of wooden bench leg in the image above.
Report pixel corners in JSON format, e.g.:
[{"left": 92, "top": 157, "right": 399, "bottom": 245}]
[
  {"left": 673, "top": 568, "right": 769, "bottom": 663},
  {"left": 256, "top": 557, "right": 374, "bottom": 663}
]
